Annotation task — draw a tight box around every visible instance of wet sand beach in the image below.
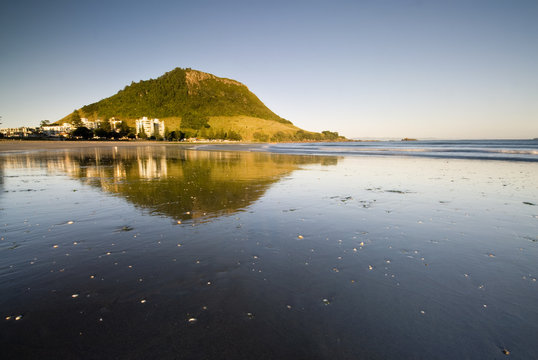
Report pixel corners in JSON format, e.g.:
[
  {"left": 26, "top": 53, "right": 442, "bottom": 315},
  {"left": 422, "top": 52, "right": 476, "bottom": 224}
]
[{"left": 1, "top": 143, "right": 537, "bottom": 359}]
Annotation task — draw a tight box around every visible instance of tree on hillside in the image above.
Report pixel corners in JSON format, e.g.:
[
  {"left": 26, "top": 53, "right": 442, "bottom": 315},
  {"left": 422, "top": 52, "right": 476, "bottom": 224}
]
[
  {"left": 71, "top": 110, "right": 82, "bottom": 127},
  {"left": 138, "top": 126, "right": 147, "bottom": 139},
  {"left": 181, "top": 112, "right": 209, "bottom": 130},
  {"left": 322, "top": 130, "right": 339, "bottom": 140},
  {"left": 72, "top": 126, "right": 93, "bottom": 139},
  {"left": 118, "top": 122, "right": 133, "bottom": 138},
  {"left": 94, "top": 121, "right": 111, "bottom": 138},
  {"left": 40, "top": 120, "right": 51, "bottom": 127}
]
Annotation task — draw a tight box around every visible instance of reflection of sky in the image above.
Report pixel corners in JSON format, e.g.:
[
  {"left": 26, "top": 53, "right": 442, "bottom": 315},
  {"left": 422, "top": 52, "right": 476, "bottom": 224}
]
[
  {"left": 268, "top": 156, "right": 538, "bottom": 237},
  {"left": 1, "top": 149, "right": 538, "bottom": 358}
]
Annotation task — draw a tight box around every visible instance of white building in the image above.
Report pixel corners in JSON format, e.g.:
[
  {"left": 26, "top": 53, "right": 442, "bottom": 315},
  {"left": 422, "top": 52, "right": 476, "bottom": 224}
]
[
  {"left": 42, "top": 123, "right": 73, "bottom": 137},
  {"left": 135, "top": 117, "right": 165, "bottom": 138},
  {"left": 0, "top": 127, "right": 40, "bottom": 138},
  {"left": 109, "top": 117, "right": 123, "bottom": 131},
  {"left": 80, "top": 118, "right": 100, "bottom": 129}
]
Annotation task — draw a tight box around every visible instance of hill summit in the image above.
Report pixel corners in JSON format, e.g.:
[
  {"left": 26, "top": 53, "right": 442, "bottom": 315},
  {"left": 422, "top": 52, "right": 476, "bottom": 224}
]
[{"left": 60, "top": 67, "right": 342, "bottom": 141}]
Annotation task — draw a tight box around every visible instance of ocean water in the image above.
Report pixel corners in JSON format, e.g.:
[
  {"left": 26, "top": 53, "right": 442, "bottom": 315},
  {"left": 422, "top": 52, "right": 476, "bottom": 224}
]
[
  {"left": 260, "top": 139, "right": 538, "bottom": 162},
  {"left": 1, "top": 145, "right": 537, "bottom": 359}
]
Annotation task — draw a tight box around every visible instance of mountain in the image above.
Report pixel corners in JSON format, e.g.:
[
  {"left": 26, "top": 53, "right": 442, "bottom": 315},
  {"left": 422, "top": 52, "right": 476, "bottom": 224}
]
[{"left": 58, "top": 68, "right": 343, "bottom": 141}]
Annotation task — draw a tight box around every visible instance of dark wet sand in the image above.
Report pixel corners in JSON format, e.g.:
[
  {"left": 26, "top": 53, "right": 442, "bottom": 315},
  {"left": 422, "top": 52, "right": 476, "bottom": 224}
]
[{"left": 1, "top": 145, "right": 537, "bottom": 359}]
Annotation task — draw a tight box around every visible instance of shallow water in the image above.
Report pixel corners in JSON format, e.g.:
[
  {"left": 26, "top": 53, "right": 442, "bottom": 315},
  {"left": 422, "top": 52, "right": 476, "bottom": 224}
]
[
  {"left": 256, "top": 139, "right": 538, "bottom": 162},
  {"left": 1, "top": 146, "right": 537, "bottom": 359}
]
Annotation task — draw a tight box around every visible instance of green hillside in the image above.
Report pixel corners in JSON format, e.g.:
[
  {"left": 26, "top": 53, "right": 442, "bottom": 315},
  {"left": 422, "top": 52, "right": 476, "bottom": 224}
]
[{"left": 58, "top": 67, "right": 344, "bottom": 141}]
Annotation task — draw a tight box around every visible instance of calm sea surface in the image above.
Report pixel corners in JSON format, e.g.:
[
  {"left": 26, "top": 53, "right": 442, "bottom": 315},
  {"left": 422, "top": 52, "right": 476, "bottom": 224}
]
[
  {"left": 1, "top": 143, "right": 537, "bottom": 359},
  {"left": 258, "top": 139, "right": 538, "bottom": 162}
]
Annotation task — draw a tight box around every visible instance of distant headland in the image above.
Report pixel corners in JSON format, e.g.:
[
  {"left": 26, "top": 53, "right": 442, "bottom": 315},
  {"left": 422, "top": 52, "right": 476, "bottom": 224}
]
[{"left": 1, "top": 68, "right": 346, "bottom": 143}]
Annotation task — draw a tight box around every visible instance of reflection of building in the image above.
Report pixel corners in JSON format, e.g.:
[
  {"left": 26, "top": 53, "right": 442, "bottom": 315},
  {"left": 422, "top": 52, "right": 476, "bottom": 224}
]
[
  {"left": 135, "top": 117, "right": 165, "bottom": 138},
  {"left": 137, "top": 156, "right": 168, "bottom": 179}
]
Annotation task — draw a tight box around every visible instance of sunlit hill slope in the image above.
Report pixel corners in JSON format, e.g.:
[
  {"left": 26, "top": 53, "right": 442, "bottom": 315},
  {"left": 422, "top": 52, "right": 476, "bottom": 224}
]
[{"left": 58, "top": 68, "right": 343, "bottom": 141}]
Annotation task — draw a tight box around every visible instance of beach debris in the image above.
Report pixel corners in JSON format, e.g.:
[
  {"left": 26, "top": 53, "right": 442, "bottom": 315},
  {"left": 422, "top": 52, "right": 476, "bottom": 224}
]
[
  {"left": 420, "top": 310, "right": 425, "bottom": 314},
  {"left": 67, "top": 221, "right": 74, "bottom": 225},
  {"left": 5, "top": 316, "right": 11, "bottom": 320},
  {"left": 502, "top": 349, "right": 510, "bottom": 355},
  {"left": 177, "top": 220, "right": 181, "bottom": 224},
  {"left": 246, "top": 312, "right": 255, "bottom": 319},
  {"left": 90, "top": 275, "right": 95, "bottom": 279},
  {"left": 322, "top": 298, "right": 331, "bottom": 305},
  {"left": 72, "top": 294, "right": 79, "bottom": 298},
  {"left": 488, "top": 253, "right": 495, "bottom": 257},
  {"left": 15, "top": 315, "right": 22, "bottom": 321},
  {"left": 53, "top": 244, "right": 59, "bottom": 248},
  {"left": 140, "top": 299, "right": 146, "bottom": 304},
  {"left": 188, "top": 317, "right": 197, "bottom": 324},
  {"left": 286, "top": 305, "right": 292, "bottom": 309},
  {"left": 523, "top": 201, "right": 535, "bottom": 206},
  {"left": 368, "top": 265, "right": 373, "bottom": 270},
  {"left": 297, "top": 235, "right": 304, "bottom": 239},
  {"left": 332, "top": 267, "right": 339, "bottom": 273}
]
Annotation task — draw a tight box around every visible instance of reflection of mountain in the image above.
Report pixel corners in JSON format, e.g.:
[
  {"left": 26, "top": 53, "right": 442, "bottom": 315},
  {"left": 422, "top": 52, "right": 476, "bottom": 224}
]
[{"left": 1, "top": 147, "right": 337, "bottom": 221}]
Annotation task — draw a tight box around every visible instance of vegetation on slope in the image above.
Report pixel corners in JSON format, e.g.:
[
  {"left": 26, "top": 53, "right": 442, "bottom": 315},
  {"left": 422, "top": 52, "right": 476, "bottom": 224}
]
[
  {"left": 57, "top": 67, "right": 345, "bottom": 142},
  {"left": 79, "top": 67, "right": 289, "bottom": 124}
]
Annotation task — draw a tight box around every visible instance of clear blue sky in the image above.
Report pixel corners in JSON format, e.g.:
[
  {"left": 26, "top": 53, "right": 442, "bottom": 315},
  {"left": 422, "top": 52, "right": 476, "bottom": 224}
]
[{"left": 1, "top": 0, "right": 537, "bottom": 139}]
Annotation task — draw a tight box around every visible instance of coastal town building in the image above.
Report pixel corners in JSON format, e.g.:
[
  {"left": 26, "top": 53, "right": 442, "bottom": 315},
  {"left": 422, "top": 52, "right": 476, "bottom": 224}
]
[
  {"left": 80, "top": 118, "right": 100, "bottom": 129},
  {"left": 135, "top": 117, "right": 165, "bottom": 138},
  {"left": 109, "top": 117, "right": 123, "bottom": 131},
  {"left": 0, "top": 127, "right": 40, "bottom": 138},
  {"left": 41, "top": 123, "right": 73, "bottom": 137}
]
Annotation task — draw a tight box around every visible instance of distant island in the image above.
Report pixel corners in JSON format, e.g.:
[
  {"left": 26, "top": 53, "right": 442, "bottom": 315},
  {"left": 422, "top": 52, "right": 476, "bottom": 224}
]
[{"left": 44, "top": 67, "right": 344, "bottom": 142}]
